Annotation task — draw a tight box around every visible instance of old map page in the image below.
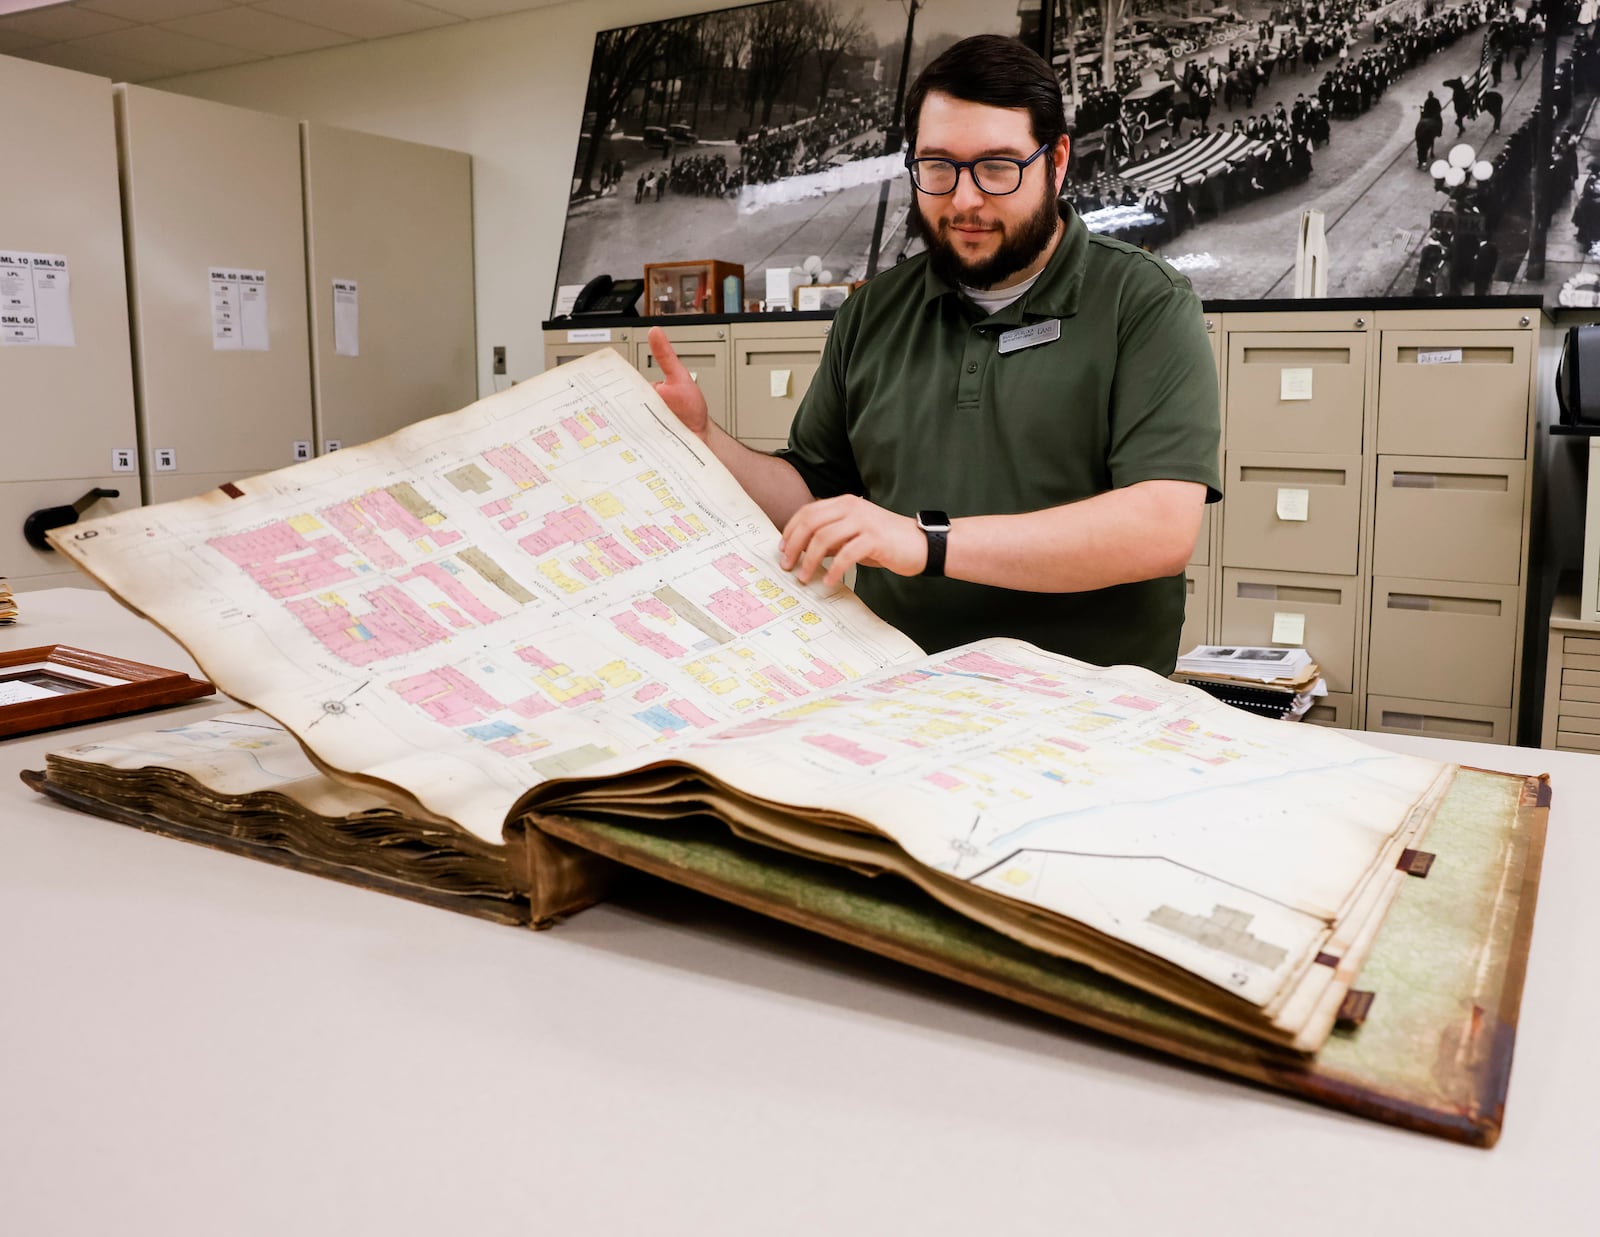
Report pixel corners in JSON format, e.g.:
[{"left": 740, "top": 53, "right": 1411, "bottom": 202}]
[
  {"left": 54, "top": 350, "right": 923, "bottom": 839},
  {"left": 536, "top": 639, "right": 1452, "bottom": 1030}
]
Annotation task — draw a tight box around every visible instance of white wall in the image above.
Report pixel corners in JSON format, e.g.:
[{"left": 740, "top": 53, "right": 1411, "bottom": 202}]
[{"left": 152, "top": 0, "right": 709, "bottom": 399}]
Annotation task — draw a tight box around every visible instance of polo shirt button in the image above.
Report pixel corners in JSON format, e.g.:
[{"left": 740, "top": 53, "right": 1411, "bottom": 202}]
[{"left": 966, "top": 362, "right": 977, "bottom": 373}]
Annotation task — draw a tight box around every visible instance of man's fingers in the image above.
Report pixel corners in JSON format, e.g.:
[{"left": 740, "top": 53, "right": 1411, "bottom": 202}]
[{"left": 646, "top": 326, "right": 694, "bottom": 385}]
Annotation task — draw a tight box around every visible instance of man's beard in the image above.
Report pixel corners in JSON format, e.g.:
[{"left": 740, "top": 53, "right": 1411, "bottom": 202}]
[{"left": 918, "top": 181, "right": 1061, "bottom": 291}]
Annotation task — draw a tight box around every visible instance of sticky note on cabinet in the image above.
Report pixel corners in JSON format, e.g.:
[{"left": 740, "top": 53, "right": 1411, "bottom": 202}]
[
  {"left": 690, "top": 371, "right": 698, "bottom": 383},
  {"left": 1280, "top": 367, "right": 1314, "bottom": 400},
  {"left": 1272, "top": 612, "right": 1306, "bottom": 645},
  {"left": 1276, "top": 487, "right": 1310, "bottom": 521},
  {"left": 771, "top": 369, "right": 791, "bottom": 398}
]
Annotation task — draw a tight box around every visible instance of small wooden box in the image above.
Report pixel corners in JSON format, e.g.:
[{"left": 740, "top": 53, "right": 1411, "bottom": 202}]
[{"left": 643, "top": 260, "right": 744, "bottom": 316}]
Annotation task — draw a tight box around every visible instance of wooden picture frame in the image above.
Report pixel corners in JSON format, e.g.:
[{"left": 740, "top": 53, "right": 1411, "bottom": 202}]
[{"left": 0, "top": 645, "right": 214, "bottom": 739}]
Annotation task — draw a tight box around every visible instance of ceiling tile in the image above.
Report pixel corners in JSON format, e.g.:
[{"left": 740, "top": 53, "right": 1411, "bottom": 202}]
[
  {"left": 416, "top": 1, "right": 551, "bottom": 17},
  {"left": 72, "top": 24, "right": 263, "bottom": 72},
  {"left": 249, "top": 0, "right": 460, "bottom": 40},
  {"left": 78, "top": 0, "right": 243, "bottom": 22},
  {"left": 24, "top": 35, "right": 161, "bottom": 80},
  {"left": 0, "top": 6, "right": 133, "bottom": 40},
  {"left": 162, "top": 6, "right": 354, "bottom": 55},
  {"left": 0, "top": 26, "right": 49, "bottom": 53}
]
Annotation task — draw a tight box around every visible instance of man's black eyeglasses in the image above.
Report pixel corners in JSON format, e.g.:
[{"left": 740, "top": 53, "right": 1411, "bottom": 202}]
[{"left": 905, "top": 144, "right": 1050, "bottom": 196}]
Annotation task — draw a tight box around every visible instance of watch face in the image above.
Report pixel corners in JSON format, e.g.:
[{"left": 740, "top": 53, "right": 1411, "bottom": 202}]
[{"left": 917, "top": 509, "right": 951, "bottom": 532}]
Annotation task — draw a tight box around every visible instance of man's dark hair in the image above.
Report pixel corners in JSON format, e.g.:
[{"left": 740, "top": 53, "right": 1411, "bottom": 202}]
[{"left": 904, "top": 34, "right": 1067, "bottom": 154}]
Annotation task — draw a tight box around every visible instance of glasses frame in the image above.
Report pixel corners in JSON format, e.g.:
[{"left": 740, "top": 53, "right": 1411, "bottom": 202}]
[{"left": 905, "top": 143, "right": 1051, "bottom": 196}]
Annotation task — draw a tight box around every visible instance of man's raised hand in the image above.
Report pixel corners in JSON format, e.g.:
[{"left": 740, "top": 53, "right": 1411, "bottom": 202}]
[{"left": 647, "top": 326, "right": 710, "bottom": 438}]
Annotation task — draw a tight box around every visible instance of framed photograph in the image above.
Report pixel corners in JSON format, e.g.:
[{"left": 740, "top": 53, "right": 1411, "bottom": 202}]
[
  {"left": 0, "top": 644, "right": 214, "bottom": 739},
  {"left": 796, "top": 283, "right": 851, "bottom": 312},
  {"left": 643, "top": 260, "right": 744, "bottom": 315}
]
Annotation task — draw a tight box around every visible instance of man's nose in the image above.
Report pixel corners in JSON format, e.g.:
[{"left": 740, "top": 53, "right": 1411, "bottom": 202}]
[{"left": 950, "top": 167, "right": 987, "bottom": 212}]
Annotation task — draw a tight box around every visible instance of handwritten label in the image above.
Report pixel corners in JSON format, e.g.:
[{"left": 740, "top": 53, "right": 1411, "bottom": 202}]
[
  {"left": 1272, "top": 612, "right": 1307, "bottom": 645},
  {"left": 1417, "top": 348, "right": 1462, "bottom": 365},
  {"left": 1280, "top": 367, "right": 1313, "bottom": 401}
]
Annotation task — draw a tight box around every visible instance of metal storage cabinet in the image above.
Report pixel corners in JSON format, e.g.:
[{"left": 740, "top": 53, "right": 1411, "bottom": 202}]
[
  {"left": 301, "top": 122, "right": 476, "bottom": 453},
  {"left": 116, "top": 85, "right": 313, "bottom": 504},
  {"left": 1, "top": 58, "right": 138, "bottom": 591}
]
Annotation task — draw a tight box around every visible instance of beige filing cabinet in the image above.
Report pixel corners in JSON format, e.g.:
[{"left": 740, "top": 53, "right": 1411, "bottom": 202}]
[
  {"left": 543, "top": 326, "right": 638, "bottom": 372},
  {"left": 1542, "top": 592, "right": 1600, "bottom": 751},
  {"left": 1218, "top": 310, "right": 1367, "bottom": 727},
  {"left": 1363, "top": 309, "right": 1536, "bottom": 744},
  {"left": 730, "top": 319, "right": 830, "bottom": 451},
  {"left": 301, "top": 123, "right": 476, "bottom": 454},
  {"left": 116, "top": 86, "right": 314, "bottom": 504},
  {"left": 1, "top": 59, "right": 140, "bottom": 591}
]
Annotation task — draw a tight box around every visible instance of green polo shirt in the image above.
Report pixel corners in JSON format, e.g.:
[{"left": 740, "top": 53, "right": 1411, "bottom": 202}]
[{"left": 776, "top": 205, "right": 1221, "bottom": 675}]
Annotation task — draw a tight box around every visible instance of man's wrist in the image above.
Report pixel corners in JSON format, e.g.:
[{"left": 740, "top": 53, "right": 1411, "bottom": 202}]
[{"left": 916, "top": 510, "right": 950, "bottom": 577}]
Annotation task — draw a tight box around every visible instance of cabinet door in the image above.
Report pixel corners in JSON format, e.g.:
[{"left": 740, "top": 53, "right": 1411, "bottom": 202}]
[
  {"left": 634, "top": 327, "right": 729, "bottom": 432},
  {"left": 732, "top": 336, "right": 824, "bottom": 450},
  {"left": 1, "top": 60, "right": 139, "bottom": 586},
  {"left": 1365, "top": 695, "right": 1511, "bottom": 744},
  {"left": 1367, "top": 576, "right": 1519, "bottom": 708},
  {"left": 1219, "top": 568, "right": 1358, "bottom": 693},
  {"left": 1222, "top": 452, "right": 1362, "bottom": 574},
  {"left": 1225, "top": 331, "right": 1365, "bottom": 454},
  {"left": 302, "top": 122, "right": 476, "bottom": 452},
  {"left": 117, "top": 86, "right": 313, "bottom": 502},
  {"left": 1373, "top": 456, "right": 1524, "bottom": 585},
  {"left": 1375, "top": 330, "right": 1531, "bottom": 458}
]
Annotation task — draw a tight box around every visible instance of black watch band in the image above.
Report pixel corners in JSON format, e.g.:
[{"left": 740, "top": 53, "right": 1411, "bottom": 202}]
[{"left": 916, "top": 510, "right": 950, "bottom": 578}]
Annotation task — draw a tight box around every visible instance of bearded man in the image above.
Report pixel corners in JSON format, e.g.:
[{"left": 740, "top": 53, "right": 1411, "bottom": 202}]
[{"left": 646, "top": 35, "right": 1220, "bottom": 675}]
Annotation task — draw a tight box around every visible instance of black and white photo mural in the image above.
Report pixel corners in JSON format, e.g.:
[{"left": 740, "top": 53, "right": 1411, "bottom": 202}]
[{"left": 554, "top": 0, "right": 1600, "bottom": 309}]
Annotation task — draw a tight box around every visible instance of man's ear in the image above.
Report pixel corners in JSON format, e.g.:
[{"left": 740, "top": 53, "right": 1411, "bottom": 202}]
[{"left": 1052, "top": 135, "right": 1071, "bottom": 193}]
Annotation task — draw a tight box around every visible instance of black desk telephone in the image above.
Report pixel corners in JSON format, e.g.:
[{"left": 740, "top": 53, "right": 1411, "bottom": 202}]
[{"left": 571, "top": 275, "right": 644, "bottom": 317}]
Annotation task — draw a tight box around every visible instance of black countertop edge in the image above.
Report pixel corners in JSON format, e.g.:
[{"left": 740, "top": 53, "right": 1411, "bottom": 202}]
[
  {"left": 545, "top": 311, "right": 835, "bottom": 329},
  {"left": 544, "top": 296, "right": 1546, "bottom": 331}
]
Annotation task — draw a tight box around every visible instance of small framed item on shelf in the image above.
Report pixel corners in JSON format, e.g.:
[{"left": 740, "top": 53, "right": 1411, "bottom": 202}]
[
  {"left": 0, "top": 644, "right": 214, "bottom": 738},
  {"left": 643, "top": 260, "right": 744, "bottom": 315},
  {"left": 796, "top": 283, "right": 851, "bottom": 312}
]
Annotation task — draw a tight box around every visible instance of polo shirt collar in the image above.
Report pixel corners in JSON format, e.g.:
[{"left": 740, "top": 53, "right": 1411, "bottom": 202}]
[{"left": 919, "top": 202, "right": 1089, "bottom": 323}]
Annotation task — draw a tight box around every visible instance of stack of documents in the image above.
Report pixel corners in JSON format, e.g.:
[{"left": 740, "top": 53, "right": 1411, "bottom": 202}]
[
  {"left": 1174, "top": 646, "right": 1326, "bottom": 719},
  {"left": 0, "top": 578, "right": 16, "bottom": 624}
]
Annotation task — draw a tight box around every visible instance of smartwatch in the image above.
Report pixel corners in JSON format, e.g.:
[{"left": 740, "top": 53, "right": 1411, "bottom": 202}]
[{"left": 916, "top": 510, "right": 951, "bottom": 578}]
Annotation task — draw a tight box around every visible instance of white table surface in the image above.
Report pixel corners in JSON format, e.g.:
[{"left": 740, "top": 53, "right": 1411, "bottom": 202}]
[{"left": 2, "top": 588, "right": 1597, "bottom": 1236}]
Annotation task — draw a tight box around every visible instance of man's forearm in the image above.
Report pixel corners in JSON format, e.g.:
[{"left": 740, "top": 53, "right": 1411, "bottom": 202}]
[
  {"left": 702, "top": 421, "right": 817, "bottom": 529},
  {"left": 943, "top": 480, "right": 1206, "bottom": 592}
]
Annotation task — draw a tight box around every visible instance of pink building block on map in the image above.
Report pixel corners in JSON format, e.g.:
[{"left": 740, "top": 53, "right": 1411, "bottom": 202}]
[{"left": 208, "top": 522, "right": 355, "bottom": 599}]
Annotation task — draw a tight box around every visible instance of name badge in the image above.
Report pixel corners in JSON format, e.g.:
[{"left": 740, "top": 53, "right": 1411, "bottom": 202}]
[{"left": 997, "top": 319, "right": 1061, "bottom": 355}]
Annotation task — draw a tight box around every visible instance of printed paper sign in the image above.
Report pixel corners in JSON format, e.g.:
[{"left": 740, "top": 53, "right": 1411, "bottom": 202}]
[
  {"left": 1276, "top": 488, "right": 1310, "bottom": 521},
  {"left": 1280, "top": 367, "right": 1313, "bottom": 401},
  {"left": 333, "top": 279, "right": 359, "bottom": 357},
  {"left": 0, "top": 251, "right": 75, "bottom": 346},
  {"left": 567, "top": 328, "right": 611, "bottom": 343},
  {"left": 210, "top": 268, "right": 269, "bottom": 351},
  {"left": 1272, "top": 612, "right": 1307, "bottom": 645}
]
